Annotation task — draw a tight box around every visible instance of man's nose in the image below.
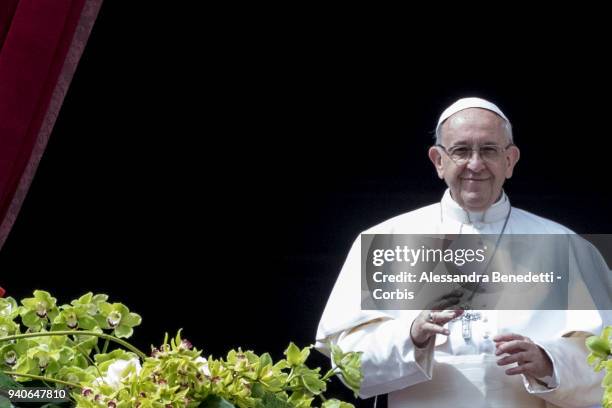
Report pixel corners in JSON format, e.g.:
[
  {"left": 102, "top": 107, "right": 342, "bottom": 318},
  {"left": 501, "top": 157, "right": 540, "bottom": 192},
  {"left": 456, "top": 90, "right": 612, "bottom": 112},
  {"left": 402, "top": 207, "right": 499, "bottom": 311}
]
[{"left": 466, "top": 150, "right": 486, "bottom": 172}]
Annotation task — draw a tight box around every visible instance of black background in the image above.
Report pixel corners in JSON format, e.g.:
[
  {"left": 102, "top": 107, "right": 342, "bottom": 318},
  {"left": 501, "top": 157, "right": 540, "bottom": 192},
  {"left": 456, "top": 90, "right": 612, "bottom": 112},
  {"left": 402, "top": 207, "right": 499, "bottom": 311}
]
[{"left": 1, "top": 3, "right": 611, "bottom": 407}]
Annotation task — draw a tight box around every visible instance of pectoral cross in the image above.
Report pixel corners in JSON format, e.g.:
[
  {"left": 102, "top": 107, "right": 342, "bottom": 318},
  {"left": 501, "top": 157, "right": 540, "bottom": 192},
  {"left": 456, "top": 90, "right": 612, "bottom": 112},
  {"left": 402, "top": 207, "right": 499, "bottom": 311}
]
[{"left": 461, "top": 311, "right": 481, "bottom": 341}]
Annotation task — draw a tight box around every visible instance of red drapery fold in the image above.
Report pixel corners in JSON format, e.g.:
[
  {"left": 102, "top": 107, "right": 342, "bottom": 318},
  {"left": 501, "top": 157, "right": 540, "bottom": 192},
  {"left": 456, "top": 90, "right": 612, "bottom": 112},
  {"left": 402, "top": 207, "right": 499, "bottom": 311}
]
[{"left": 0, "top": 0, "right": 103, "bottom": 254}]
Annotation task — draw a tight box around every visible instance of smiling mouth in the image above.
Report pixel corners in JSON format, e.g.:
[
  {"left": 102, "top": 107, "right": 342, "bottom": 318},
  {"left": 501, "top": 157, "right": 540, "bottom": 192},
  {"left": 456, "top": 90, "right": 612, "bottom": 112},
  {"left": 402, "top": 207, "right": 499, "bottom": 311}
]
[{"left": 461, "top": 178, "right": 490, "bottom": 181}]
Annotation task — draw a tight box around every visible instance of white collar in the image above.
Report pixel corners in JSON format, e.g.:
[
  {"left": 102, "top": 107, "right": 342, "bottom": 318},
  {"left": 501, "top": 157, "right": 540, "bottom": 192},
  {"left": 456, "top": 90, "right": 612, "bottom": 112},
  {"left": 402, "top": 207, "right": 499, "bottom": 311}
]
[{"left": 441, "top": 188, "right": 511, "bottom": 224}]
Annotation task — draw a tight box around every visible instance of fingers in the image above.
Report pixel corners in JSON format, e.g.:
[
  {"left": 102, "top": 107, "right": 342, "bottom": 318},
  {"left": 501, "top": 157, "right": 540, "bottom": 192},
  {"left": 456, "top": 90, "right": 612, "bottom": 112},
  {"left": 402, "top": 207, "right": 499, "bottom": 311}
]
[
  {"left": 495, "top": 339, "right": 532, "bottom": 356},
  {"left": 494, "top": 334, "right": 552, "bottom": 378},
  {"left": 503, "top": 362, "right": 536, "bottom": 376},
  {"left": 422, "top": 322, "right": 450, "bottom": 336},
  {"left": 411, "top": 307, "right": 461, "bottom": 346},
  {"left": 496, "top": 351, "right": 530, "bottom": 366},
  {"left": 430, "top": 309, "right": 462, "bottom": 325},
  {"left": 493, "top": 333, "right": 526, "bottom": 343}
]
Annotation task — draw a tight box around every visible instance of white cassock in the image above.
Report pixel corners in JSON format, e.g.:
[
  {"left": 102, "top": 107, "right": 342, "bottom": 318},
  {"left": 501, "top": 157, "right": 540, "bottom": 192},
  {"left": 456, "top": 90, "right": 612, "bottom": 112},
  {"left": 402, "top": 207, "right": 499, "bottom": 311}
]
[{"left": 316, "top": 189, "right": 612, "bottom": 408}]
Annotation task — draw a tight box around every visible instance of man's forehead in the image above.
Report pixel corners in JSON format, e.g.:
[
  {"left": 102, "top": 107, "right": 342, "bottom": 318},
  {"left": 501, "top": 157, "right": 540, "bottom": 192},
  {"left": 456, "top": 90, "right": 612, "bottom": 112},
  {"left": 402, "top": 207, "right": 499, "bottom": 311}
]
[{"left": 441, "top": 109, "right": 507, "bottom": 144}]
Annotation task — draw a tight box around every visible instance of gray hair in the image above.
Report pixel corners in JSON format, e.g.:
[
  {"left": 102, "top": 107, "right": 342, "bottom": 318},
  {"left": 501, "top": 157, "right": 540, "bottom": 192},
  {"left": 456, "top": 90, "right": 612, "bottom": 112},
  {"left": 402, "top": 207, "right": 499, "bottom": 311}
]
[{"left": 434, "top": 117, "right": 514, "bottom": 145}]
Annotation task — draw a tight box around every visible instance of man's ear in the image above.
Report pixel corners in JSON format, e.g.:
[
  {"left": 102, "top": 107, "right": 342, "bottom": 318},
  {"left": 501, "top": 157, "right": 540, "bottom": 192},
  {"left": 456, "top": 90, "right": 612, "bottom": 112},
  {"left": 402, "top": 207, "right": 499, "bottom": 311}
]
[
  {"left": 505, "top": 145, "right": 520, "bottom": 179},
  {"left": 428, "top": 146, "right": 445, "bottom": 179}
]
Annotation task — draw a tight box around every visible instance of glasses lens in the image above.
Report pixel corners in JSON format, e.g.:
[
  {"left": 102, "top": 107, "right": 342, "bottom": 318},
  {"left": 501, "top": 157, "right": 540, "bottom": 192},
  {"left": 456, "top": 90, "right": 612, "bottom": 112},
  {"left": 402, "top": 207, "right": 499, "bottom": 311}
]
[
  {"left": 448, "top": 147, "right": 470, "bottom": 163},
  {"left": 446, "top": 146, "right": 504, "bottom": 164},
  {"left": 479, "top": 146, "right": 502, "bottom": 161}
]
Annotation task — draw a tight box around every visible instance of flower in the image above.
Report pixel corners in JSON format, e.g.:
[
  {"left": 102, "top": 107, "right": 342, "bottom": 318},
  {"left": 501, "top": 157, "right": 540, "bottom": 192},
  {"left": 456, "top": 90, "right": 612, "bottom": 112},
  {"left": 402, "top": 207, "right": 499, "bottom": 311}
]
[
  {"left": 587, "top": 326, "right": 612, "bottom": 407},
  {"left": 70, "top": 292, "right": 109, "bottom": 319},
  {"left": 94, "top": 358, "right": 142, "bottom": 390},
  {"left": 587, "top": 326, "right": 612, "bottom": 372},
  {"left": 52, "top": 305, "right": 99, "bottom": 331},
  {"left": 0, "top": 317, "right": 18, "bottom": 337},
  {"left": 0, "top": 297, "right": 18, "bottom": 319},
  {"left": 99, "top": 302, "right": 142, "bottom": 338},
  {"left": 195, "top": 356, "right": 211, "bottom": 376},
  {"left": 19, "top": 290, "right": 59, "bottom": 331}
]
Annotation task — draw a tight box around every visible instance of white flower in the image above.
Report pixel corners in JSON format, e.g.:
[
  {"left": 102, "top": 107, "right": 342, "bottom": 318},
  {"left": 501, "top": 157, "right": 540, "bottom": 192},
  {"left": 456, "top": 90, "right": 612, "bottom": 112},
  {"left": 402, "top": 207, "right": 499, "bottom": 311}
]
[
  {"left": 94, "top": 358, "right": 142, "bottom": 390},
  {"left": 195, "top": 356, "right": 211, "bottom": 376}
]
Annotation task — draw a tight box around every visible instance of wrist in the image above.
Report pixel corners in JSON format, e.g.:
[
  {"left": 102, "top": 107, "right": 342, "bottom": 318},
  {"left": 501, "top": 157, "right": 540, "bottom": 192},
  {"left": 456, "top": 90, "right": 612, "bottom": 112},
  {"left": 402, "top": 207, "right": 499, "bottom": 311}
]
[
  {"left": 537, "top": 346, "right": 554, "bottom": 377},
  {"left": 410, "top": 319, "right": 430, "bottom": 348}
]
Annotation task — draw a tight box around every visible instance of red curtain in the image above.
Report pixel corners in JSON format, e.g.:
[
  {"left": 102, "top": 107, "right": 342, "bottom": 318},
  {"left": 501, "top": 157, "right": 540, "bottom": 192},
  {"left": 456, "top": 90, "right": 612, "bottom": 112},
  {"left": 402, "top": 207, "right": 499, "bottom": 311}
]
[{"left": 0, "top": 0, "right": 102, "bottom": 259}]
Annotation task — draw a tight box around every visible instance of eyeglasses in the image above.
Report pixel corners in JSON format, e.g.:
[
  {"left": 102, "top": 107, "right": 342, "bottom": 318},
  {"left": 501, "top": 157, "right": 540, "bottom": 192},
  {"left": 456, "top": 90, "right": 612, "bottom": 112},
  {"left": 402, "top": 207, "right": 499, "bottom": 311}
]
[{"left": 435, "top": 143, "right": 514, "bottom": 165}]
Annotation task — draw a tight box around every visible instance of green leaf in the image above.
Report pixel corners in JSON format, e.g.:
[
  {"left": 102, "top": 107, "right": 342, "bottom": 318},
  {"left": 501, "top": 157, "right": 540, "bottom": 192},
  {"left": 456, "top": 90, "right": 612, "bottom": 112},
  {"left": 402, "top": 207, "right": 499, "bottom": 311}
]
[
  {"left": 285, "top": 343, "right": 304, "bottom": 367},
  {"left": 114, "top": 325, "right": 134, "bottom": 339},
  {"left": 332, "top": 347, "right": 363, "bottom": 396},
  {"left": 122, "top": 312, "right": 141, "bottom": 327},
  {"left": 260, "top": 392, "right": 294, "bottom": 408},
  {"left": 0, "top": 395, "right": 15, "bottom": 408},
  {"left": 77, "top": 314, "right": 98, "bottom": 330},
  {"left": 259, "top": 353, "right": 272, "bottom": 368},
  {"left": 302, "top": 373, "right": 326, "bottom": 395},
  {"left": 199, "top": 395, "right": 236, "bottom": 408},
  {"left": 74, "top": 292, "right": 93, "bottom": 305},
  {"left": 322, "top": 399, "right": 354, "bottom": 408},
  {"left": 21, "top": 310, "right": 41, "bottom": 328},
  {"left": 273, "top": 360, "right": 289, "bottom": 370},
  {"left": 251, "top": 382, "right": 266, "bottom": 399},
  {"left": 287, "top": 390, "right": 314, "bottom": 408},
  {"left": 587, "top": 335, "right": 611, "bottom": 357},
  {"left": 604, "top": 371, "right": 612, "bottom": 388},
  {"left": 94, "top": 349, "right": 138, "bottom": 365},
  {"left": 0, "top": 371, "right": 20, "bottom": 388},
  {"left": 330, "top": 343, "right": 344, "bottom": 367},
  {"left": 602, "top": 326, "right": 612, "bottom": 341},
  {"left": 0, "top": 372, "right": 18, "bottom": 408}
]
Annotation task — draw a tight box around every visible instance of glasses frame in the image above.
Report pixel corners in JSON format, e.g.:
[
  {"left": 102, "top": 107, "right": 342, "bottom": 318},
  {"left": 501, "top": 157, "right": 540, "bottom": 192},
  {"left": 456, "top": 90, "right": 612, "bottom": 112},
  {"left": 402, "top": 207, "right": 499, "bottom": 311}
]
[{"left": 435, "top": 143, "right": 515, "bottom": 165}]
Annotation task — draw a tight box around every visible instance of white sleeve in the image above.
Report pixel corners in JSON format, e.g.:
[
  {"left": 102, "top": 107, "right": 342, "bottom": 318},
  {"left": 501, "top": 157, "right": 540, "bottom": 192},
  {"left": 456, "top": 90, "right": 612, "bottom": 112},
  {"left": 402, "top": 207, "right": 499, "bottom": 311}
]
[
  {"left": 521, "top": 342, "right": 559, "bottom": 393},
  {"left": 521, "top": 333, "right": 604, "bottom": 408},
  {"left": 333, "top": 314, "right": 435, "bottom": 399}
]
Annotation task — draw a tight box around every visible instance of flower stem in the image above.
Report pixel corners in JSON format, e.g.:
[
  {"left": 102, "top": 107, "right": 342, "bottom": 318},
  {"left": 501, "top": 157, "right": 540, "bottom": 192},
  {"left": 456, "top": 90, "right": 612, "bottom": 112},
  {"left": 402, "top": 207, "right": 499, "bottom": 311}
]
[
  {"left": 2, "top": 371, "right": 80, "bottom": 388},
  {"left": 322, "top": 366, "right": 340, "bottom": 381},
  {"left": 0, "top": 331, "right": 147, "bottom": 360},
  {"left": 286, "top": 368, "right": 295, "bottom": 383},
  {"left": 67, "top": 336, "right": 103, "bottom": 379},
  {"left": 102, "top": 337, "right": 110, "bottom": 354}
]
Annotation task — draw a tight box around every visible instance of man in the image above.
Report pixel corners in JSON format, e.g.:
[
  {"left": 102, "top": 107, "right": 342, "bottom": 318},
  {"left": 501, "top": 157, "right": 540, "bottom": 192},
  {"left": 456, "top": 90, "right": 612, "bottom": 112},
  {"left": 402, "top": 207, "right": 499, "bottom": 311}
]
[{"left": 316, "top": 97, "right": 609, "bottom": 407}]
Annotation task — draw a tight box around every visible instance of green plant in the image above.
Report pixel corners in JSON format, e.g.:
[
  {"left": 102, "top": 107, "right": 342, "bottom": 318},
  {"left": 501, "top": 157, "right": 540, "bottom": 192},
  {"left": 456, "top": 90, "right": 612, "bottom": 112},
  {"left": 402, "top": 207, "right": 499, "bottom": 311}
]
[
  {"left": 0, "top": 290, "right": 362, "bottom": 408},
  {"left": 586, "top": 326, "right": 612, "bottom": 407}
]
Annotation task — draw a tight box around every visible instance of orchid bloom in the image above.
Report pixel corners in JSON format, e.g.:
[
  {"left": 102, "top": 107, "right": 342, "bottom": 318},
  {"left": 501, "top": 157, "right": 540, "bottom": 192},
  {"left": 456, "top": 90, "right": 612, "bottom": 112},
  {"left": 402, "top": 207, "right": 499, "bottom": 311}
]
[{"left": 94, "top": 358, "right": 142, "bottom": 390}]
